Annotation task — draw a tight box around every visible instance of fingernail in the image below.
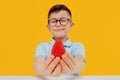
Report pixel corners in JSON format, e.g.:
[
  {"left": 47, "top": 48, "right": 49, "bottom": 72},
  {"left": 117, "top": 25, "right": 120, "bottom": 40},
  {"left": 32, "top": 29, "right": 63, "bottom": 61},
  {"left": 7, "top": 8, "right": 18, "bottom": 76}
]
[
  {"left": 56, "top": 57, "right": 60, "bottom": 59},
  {"left": 51, "top": 55, "right": 54, "bottom": 58},
  {"left": 61, "top": 60, "right": 63, "bottom": 63},
  {"left": 62, "top": 54, "right": 65, "bottom": 58}
]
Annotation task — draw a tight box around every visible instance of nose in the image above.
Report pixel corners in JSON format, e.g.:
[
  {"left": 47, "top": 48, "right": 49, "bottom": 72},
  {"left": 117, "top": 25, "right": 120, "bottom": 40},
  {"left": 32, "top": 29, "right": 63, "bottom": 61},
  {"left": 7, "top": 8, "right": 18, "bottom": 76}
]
[{"left": 56, "top": 20, "right": 61, "bottom": 27}]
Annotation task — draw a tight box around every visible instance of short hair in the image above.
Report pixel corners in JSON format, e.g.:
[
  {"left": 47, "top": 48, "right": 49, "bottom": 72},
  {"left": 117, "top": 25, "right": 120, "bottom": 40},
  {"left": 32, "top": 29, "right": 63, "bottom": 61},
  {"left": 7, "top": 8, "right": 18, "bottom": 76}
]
[{"left": 48, "top": 4, "right": 72, "bottom": 19}]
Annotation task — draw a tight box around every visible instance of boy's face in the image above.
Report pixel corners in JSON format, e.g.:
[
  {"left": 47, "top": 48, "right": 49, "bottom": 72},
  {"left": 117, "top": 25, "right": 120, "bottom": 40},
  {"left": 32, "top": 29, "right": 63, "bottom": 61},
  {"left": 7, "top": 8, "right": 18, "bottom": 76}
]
[{"left": 47, "top": 10, "right": 74, "bottom": 39}]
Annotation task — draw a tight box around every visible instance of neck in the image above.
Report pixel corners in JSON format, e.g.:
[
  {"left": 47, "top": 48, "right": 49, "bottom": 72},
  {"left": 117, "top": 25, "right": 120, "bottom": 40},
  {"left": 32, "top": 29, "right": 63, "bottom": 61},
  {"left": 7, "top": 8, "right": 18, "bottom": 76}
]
[{"left": 53, "top": 36, "right": 68, "bottom": 42}]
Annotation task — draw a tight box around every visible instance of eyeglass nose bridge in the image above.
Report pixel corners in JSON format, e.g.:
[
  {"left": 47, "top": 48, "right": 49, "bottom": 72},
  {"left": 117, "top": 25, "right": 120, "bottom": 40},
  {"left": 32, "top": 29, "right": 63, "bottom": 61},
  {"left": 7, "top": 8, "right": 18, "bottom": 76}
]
[{"left": 55, "top": 20, "right": 62, "bottom": 26}]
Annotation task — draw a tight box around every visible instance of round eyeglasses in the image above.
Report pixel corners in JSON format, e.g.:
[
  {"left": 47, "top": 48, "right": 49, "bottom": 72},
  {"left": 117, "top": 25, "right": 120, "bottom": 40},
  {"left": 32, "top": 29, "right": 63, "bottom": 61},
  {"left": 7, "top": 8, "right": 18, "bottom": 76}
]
[{"left": 48, "top": 18, "right": 71, "bottom": 27}]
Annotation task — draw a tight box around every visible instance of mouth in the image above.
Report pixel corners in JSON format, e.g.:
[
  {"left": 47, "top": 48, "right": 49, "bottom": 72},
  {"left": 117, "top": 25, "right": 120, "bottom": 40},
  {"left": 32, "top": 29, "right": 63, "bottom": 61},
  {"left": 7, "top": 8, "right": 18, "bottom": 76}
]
[{"left": 55, "top": 29, "right": 64, "bottom": 31}]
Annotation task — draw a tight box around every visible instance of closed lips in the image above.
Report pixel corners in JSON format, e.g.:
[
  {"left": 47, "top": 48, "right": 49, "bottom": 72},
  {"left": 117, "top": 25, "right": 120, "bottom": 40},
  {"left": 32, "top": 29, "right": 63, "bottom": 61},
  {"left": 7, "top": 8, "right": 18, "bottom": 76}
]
[{"left": 55, "top": 29, "right": 64, "bottom": 31}]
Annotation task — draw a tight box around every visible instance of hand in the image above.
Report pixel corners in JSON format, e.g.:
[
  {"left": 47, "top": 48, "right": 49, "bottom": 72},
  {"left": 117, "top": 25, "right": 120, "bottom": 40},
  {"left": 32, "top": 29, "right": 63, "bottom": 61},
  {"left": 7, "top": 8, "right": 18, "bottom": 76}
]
[
  {"left": 60, "top": 52, "right": 85, "bottom": 74},
  {"left": 34, "top": 55, "right": 62, "bottom": 77},
  {"left": 60, "top": 52, "right": 75, "bottom": 74},
  {"left": 44, "top": 55, "right": 61, "bottom": 77}
]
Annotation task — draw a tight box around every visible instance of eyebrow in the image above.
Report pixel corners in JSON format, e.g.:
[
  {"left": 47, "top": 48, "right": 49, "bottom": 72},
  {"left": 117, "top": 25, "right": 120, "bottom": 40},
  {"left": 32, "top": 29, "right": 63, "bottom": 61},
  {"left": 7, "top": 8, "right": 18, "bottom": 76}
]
[{"left": 48, "top": 17, "right": 71, "bottom": 20}]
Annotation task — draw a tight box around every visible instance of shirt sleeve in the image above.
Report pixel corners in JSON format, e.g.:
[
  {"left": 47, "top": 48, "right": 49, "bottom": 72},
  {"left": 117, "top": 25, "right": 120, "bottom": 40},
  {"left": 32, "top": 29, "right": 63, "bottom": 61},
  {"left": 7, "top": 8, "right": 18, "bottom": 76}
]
[
  {"left": 35, "top": 43, "right": 46, "bottom": 58},
  {"left": 73, "top": 42, "right": 86, "bottom": 62}
]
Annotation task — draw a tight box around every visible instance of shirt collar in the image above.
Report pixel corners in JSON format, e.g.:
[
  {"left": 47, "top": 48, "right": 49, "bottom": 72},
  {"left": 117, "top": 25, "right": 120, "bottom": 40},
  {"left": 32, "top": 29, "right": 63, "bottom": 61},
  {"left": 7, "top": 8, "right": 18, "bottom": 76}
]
[{"left": 50, "top": 37, "right": 72, "bottom": 47}]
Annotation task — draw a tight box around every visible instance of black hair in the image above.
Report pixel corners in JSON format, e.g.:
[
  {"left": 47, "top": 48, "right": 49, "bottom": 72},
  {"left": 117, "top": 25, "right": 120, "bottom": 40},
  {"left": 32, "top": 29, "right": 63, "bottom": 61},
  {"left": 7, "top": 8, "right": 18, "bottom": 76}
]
[{"left": 48, "top": 4, "right": 72, "bottom": 19}]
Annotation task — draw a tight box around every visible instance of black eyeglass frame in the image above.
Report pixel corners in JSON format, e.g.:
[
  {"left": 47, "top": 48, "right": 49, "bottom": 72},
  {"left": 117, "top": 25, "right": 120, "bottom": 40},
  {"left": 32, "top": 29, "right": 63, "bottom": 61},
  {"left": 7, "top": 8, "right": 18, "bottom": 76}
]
[{"left": 48, "top": 18, "right": 71, "bottom": 27}]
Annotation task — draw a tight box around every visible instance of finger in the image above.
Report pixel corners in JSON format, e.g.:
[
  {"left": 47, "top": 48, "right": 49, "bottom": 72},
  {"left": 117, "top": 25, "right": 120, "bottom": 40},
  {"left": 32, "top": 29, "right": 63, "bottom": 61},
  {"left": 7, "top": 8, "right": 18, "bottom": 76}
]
[
  {"left": 62, "top": 54, "right": 74, "bottom": 71},
  {"left": 51, "top": 64, "right": 61, "bottom": 77},
  {"left": 66, "top": 53, "right": 75, "bottom": 65},
  {"left": 46, "top": 57, "right": 60, "bottom": 74},
  {"left": 60, "top": 60, "right": 71, "bottom": 74},
  {"left": 45, "top": 55, "right": 55, "bottom": 69}
]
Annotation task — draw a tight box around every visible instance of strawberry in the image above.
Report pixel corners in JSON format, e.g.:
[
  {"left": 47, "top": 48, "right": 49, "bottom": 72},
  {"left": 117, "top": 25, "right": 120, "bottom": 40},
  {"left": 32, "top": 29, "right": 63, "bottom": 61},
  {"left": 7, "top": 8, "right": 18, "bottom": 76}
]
[{"left": 51, "top": 39, "right": 65, "bottom": 58}]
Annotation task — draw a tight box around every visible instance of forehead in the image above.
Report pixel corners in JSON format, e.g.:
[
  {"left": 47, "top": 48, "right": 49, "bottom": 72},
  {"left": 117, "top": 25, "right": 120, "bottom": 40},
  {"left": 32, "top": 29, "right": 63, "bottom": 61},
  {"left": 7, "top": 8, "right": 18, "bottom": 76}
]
[{"left": 49, "top": 10, "right": 71, "bottom": 19}]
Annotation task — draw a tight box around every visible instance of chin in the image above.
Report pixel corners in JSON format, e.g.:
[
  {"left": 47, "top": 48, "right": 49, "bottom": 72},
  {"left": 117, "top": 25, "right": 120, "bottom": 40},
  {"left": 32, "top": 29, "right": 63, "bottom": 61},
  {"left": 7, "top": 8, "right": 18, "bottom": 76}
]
[
  {"left": 53, "top": 32, "right": 67, "bottom": 38},
  {"left": 54, "top": 35, "right": 66, "bottom": 39}
]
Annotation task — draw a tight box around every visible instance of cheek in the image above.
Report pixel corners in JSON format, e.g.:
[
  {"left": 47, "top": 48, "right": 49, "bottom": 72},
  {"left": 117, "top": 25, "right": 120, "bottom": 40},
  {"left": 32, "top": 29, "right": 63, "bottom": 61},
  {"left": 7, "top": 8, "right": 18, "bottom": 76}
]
[
  {"left": 49, "top": 28, "right": 56, "bottom": 34},
  {"left": 65, "top": 27, "right": 70, "bottom": 32},
  {"left": 49, "top": 27, "right": 55, "bottom": 32}
]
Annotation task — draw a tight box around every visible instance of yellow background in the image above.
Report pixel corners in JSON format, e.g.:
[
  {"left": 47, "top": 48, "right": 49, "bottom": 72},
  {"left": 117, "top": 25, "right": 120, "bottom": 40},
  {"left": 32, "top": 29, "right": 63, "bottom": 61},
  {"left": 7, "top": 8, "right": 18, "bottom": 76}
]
[{"left": 0, "top": 0, "right": 120, "bottom": 75}]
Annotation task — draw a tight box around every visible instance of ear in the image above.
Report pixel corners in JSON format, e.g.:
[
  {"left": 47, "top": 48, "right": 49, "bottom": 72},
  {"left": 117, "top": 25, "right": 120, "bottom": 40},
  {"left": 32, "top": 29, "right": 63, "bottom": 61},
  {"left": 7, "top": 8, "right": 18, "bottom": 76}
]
[
  {"left": 47, "top": 25, "right": 50, "bottom": 31},
  {"left": 70, "top": 22, "right": 74, "bottom": 30}
]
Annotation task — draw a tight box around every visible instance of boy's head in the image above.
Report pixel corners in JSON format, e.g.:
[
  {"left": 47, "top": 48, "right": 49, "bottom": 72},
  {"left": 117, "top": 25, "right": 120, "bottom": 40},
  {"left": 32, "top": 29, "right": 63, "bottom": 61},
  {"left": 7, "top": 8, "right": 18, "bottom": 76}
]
[
  {"left": 48, "top": 4, "right": 72, "bottom": 19},
  {"left": 47, "top": 4, "right": 74, "bottom": 40}
]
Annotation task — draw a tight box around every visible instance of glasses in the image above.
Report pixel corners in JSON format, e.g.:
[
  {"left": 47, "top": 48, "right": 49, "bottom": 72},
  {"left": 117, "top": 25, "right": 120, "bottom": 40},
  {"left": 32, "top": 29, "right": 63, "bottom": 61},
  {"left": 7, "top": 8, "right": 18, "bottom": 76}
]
[{"left": 48, "top": 18, "right": 71, "bottom": 27}]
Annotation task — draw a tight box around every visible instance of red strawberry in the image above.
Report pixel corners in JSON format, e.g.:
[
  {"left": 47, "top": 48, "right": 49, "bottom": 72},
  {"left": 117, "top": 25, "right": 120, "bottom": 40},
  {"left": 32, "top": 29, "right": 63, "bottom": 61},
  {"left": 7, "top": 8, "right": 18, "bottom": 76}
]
[{"left": 51, "top": 39, "right": 65, "bottom": 58}]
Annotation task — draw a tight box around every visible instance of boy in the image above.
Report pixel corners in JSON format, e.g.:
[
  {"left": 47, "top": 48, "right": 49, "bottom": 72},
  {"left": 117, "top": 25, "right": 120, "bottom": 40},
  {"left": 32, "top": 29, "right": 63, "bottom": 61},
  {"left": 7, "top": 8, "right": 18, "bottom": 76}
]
[{"left": 34, "top": 4, "right": 86, "bottom": 77}]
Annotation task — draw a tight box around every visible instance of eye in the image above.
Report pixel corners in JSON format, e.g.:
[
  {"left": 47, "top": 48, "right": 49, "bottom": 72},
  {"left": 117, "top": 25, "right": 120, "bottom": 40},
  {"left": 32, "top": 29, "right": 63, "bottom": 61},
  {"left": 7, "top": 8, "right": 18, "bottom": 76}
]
[
  {"left": 50, "top": 20, "right": 56, "bottom": 23},
  {"left": 60, "top": 19, "right": 67, "bottom": 23}
]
